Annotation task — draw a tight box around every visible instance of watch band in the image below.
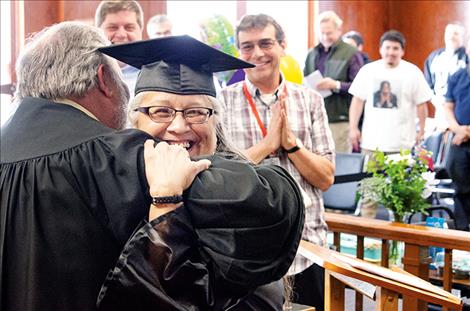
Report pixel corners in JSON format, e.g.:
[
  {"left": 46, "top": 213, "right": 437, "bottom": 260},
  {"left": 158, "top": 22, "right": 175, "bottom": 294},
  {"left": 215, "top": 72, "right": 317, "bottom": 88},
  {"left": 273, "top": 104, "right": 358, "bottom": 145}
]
[
  {"left": 285, "top": 144, "right": 300, "bottom": 154},
  {"left": 152, "top": 195, "right": 183, "bottom": 205}
]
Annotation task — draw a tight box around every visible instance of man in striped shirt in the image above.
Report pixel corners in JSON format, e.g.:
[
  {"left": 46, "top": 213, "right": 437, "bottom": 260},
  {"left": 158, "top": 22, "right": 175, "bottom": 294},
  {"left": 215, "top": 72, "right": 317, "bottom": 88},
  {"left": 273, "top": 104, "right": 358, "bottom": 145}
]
[{"left": 218, "top": 14, "right": 335, "bottom": 311}]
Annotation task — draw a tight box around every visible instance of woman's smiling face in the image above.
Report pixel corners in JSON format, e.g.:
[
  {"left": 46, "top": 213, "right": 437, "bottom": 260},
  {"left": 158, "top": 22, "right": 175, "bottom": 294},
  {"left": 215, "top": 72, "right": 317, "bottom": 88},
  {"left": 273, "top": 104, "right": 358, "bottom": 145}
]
[{"left": 134, "top": 91, "right": 217, "bottom": 157}]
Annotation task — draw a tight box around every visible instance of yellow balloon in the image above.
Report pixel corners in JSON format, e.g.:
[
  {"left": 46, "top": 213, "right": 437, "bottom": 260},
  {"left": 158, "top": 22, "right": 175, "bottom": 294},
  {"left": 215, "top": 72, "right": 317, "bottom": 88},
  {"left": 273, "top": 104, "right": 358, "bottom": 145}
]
[{"left": 280, "top": 55, "right": 303, "bottom": 84}]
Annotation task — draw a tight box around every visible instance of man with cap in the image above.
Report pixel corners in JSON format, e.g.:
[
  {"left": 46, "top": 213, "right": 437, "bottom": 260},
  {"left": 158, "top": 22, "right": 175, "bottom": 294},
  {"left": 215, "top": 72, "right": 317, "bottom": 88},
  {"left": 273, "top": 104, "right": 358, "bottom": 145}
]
[{"left": 1, "top": 22, "right": 304, "bottom": 311}]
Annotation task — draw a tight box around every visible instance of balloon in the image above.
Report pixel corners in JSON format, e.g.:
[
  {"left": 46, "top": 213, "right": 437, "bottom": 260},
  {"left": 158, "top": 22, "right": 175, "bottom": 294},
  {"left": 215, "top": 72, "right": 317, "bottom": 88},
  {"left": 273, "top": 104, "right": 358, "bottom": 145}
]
[
  {"left": 200, "top": 14, "right": 238, "bottom": 84},
  {"left": 280, "top": 55, "right": 303, "bottom": 84}
]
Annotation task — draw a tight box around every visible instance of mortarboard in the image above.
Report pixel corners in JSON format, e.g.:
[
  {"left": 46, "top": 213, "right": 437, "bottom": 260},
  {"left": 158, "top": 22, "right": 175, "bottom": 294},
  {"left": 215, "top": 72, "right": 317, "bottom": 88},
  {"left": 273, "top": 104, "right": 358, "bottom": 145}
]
[{"left": 98, "top": 35, "right": 254, "bottom": 97}]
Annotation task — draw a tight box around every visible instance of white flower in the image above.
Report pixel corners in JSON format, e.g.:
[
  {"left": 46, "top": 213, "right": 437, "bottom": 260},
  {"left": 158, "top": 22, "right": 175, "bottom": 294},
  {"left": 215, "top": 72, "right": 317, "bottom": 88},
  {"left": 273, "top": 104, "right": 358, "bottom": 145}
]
[{"left": 421, "top": 171, "right": 439, "bottom": 199}]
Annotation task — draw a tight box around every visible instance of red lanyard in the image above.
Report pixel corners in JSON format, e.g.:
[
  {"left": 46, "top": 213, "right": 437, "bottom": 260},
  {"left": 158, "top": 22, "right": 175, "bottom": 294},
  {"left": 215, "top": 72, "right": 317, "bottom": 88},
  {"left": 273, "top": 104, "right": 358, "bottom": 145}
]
[
  {"left": 242, "top": 82, "right": 267, "bottom": 137},
  {"left": 242, "top": 82, "right": 288, "bottom": 138}
]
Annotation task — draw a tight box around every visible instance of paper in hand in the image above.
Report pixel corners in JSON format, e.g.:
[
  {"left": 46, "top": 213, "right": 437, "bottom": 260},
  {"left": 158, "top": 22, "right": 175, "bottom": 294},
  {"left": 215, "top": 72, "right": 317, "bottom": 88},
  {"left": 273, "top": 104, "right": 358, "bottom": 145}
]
[{"left": 304, "top": 70, "right": 333, "bottom": 98}]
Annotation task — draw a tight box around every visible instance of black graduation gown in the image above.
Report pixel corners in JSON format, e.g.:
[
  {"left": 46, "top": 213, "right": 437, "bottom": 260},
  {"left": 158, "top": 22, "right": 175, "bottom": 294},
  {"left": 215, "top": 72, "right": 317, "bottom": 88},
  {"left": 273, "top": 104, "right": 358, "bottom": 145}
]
[
  {"left": 97, "top": 158, "right": 304, "bottom": 311},
  {"left": 1, "top": 97, "right": 304, "bottom": 311}
]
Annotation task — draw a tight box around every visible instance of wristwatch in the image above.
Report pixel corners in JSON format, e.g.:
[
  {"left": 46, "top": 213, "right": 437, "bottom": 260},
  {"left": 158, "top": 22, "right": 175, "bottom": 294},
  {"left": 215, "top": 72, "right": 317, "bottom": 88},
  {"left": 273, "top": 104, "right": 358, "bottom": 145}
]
[
  {"left": 285, "top": 138, "right": 303, "bottom": 154},
  {"left": 152, "top": 195, "right": 183, "bottom": 205}
]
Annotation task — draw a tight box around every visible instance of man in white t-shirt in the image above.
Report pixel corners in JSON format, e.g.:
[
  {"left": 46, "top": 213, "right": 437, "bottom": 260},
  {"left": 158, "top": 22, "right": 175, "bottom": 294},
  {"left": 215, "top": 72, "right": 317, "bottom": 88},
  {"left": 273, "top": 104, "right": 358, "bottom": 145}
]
[{"left": 349, "top": 30, "right": 432, "bottom": 154}]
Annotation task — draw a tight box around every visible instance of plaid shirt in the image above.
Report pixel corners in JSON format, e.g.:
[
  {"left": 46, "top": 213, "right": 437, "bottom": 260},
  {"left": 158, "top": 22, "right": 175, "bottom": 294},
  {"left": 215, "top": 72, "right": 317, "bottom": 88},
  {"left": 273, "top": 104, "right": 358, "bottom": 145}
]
[{"left": 218, "top": 77, "right": 335, "bottom": 275}]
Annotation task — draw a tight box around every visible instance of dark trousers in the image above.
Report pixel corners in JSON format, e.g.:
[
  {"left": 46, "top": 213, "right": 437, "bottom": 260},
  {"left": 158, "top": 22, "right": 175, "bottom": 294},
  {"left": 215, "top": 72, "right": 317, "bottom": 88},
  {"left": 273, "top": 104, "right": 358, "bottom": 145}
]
[
  {"left": 447, "top": 142, "right": 470, "bottom": 231},
  {"left": 291, "top": 263, "right": 325, "bottom": 311}
]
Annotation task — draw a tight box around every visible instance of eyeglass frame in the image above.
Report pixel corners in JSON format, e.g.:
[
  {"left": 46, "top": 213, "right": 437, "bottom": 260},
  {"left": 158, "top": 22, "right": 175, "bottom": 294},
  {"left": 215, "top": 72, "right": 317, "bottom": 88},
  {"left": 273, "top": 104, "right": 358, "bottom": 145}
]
[
  {"left": 134, "top": 106, "right": 214, "bottom": 124},
  {"left": 239, "top": 38, "right": 282, "bottom": 55}
]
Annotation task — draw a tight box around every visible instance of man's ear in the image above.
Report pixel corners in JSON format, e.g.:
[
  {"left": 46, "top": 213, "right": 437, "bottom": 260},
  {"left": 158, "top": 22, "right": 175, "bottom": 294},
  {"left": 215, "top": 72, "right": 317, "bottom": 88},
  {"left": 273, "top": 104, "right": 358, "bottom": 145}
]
[
  {"left": 280, "top": 40, "right": 287, "bottom": 57},
  {"left": 97, "top": 64, "right": 113, "bottom": 98}
]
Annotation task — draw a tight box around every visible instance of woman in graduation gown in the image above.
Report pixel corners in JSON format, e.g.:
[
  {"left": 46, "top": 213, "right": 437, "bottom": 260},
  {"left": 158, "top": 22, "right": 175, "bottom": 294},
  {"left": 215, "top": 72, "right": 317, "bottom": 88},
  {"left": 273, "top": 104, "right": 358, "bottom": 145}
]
[{"left": 96, "top": 36, "right": 305, "bottom": 310}]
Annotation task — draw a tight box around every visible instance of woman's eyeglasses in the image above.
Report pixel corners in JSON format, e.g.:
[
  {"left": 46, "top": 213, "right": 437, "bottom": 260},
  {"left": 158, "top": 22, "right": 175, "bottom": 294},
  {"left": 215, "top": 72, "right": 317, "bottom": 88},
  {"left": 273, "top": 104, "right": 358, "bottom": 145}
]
[{"left": 135, "top": 106, "right": 214, "bottom": 124}]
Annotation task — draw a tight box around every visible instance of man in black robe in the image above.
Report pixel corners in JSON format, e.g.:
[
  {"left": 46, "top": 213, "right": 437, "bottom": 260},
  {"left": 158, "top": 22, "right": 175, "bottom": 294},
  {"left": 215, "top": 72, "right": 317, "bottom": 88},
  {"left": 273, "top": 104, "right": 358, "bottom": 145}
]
[{"left": 0, "top": 22, "right": 304, "bottom": 310}]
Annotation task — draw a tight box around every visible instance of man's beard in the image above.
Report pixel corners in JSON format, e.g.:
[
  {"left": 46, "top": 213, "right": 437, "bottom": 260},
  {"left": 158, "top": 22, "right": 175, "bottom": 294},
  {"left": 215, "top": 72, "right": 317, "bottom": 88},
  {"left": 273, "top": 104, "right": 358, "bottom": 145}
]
[{"left": 113, "top": 79, "right": 130, "bottom": 130}]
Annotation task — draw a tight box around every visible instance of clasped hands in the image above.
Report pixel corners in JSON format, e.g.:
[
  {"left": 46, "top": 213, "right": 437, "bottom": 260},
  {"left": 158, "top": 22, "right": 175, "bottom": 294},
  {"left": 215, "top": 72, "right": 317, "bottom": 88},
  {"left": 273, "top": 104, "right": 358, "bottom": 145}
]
[{"left": 263, "top": 92, "right": 298, "bottom": 154}]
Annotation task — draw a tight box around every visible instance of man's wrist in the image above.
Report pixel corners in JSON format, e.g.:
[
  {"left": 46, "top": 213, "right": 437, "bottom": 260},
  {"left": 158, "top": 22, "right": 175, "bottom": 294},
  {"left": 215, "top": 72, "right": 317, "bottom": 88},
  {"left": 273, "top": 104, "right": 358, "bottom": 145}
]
[
  {"left": 152, "top": 195, "right": 184, "bottom": 205},
  {"left": 285, "top": 138, "right": 303, "bottom": 154},
  {"left": 335, "top": 80, "right": 341, "bottom": 90}
]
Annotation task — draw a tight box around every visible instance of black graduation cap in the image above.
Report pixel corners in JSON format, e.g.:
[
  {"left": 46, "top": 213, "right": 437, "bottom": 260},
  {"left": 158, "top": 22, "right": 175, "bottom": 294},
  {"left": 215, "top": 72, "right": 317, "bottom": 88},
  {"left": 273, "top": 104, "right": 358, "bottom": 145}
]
[{"left": 98, "top": 35, "right": 254, "bottom": 97}]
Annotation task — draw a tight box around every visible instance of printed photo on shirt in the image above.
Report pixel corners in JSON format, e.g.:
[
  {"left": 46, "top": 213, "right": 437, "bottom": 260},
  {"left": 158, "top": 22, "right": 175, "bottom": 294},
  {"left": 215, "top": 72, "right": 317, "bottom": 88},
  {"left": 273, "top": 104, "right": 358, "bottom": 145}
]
[{"left": 373, "top": 80, "right": 398, "bottom": 109}]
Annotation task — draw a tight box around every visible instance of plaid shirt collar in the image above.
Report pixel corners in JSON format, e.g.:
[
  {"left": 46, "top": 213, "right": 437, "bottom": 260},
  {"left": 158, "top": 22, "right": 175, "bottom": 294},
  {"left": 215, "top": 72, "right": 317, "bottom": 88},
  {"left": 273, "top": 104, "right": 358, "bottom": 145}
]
[{"left": 244, "top": 73, "right": 286, "bottom": 106}]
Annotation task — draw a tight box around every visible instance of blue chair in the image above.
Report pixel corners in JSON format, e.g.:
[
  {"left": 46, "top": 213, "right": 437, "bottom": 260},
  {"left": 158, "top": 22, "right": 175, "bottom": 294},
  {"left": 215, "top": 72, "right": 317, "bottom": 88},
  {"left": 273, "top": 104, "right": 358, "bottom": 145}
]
[{"left": 323, "top": 153, "right": 365, "bottom": 215}]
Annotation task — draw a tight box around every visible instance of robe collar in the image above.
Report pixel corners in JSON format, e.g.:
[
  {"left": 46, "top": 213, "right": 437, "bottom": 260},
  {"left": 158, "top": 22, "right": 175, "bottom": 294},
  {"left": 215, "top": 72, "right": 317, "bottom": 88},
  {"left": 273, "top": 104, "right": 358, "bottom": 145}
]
[{"left": 55, "top": 98, "right": 99, "bottom": 121}]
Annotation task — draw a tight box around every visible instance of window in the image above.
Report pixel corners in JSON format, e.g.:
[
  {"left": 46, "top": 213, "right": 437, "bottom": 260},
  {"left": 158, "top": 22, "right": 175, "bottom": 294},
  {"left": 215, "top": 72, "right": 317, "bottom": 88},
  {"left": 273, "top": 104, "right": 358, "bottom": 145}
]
[
  {"left": 246, "top": 1, "right": 308, "bottom": 71},
  {"left": 167, "top": 1, "right": 237, "bottom": 39}
]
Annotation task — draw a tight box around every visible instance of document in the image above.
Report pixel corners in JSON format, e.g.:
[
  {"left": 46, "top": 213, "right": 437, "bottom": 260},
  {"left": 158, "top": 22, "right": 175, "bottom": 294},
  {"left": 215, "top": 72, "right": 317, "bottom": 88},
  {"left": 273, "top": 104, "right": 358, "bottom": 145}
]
[
  {"left": 304, "top": 70, "right": 332, "bottom": 98},
  {"left": 330, "top": 272, "right": 377, "bottom": 299}
]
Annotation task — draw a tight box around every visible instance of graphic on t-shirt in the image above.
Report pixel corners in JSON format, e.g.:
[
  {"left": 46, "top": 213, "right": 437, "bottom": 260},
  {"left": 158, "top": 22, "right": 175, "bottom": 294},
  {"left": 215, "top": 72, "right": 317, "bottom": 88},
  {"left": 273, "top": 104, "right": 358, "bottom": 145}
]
[{"left": 373, "top": 80, "right": 398, "bottom": 109}]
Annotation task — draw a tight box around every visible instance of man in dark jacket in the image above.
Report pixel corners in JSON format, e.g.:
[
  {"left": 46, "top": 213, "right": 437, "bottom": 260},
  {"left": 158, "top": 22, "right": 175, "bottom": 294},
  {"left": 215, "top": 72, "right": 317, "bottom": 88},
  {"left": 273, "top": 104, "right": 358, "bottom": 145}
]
[{"left": 304, "top": 11, "right": 363, "bottom": 153}]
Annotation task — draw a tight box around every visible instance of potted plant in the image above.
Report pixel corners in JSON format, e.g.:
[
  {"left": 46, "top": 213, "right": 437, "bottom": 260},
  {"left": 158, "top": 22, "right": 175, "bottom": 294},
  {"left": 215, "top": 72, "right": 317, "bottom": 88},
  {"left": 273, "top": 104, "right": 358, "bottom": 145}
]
[{"left": 357, "top": 148, "right": 437, "bottom": 266}]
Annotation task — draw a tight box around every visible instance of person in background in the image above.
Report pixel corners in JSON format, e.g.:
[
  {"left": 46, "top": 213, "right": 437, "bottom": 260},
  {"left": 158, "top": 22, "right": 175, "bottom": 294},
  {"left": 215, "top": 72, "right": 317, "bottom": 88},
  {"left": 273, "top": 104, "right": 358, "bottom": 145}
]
[
  {"left": 0, "top": 22, "right": 304, "bottom": 311},
  {"left": 424, "top": 23, "right": 468, "bottom": 131},
  {"left": 304, "top": 11, "right": 364, "bottom": 153},
  {"left": 444, "top": 37, "right": 470, "bottom": 231},
  {"left": 147, "top": 14, "right": 173, "bottom": 38},
  {"left": 343, "top": 30, "right": 370, "bottom": 64},
  {"left": 219, "top": 14, "right": 335, "bottom": 311},
  {"left": 349, "top": 30, "right": 432, "bottom": 156},
  {"left": 342, "top": 30, "right": 370, "bottom": 152},
  {"left": 95, "top": 0, "right": 143, "bottom": 100}
]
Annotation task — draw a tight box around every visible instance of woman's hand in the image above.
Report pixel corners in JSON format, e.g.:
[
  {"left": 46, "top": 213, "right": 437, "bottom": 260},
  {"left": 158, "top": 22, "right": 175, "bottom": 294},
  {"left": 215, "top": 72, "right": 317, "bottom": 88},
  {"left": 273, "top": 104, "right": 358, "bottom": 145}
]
[{"left": 144, "top": 140, "right": 211, "bottom": 219}]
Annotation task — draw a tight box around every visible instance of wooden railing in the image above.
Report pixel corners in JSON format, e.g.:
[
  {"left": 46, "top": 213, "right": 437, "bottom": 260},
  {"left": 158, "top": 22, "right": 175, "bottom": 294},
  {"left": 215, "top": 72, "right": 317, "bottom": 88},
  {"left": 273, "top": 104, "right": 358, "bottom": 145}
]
[
  {"left": 325, "top": 212, "right": 470, "bottom": 311},
  {"left": 299, "top": 241, "right": 462, "bottom": 311}
]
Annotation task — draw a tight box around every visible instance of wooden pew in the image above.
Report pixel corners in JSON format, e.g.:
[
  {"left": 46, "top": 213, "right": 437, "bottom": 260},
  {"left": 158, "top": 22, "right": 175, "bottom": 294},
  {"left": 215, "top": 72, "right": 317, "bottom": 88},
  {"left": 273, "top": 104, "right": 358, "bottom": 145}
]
[
  {"left": 299, "top": 240, "right": 463, "bottom": 311},
  {"left": 325, "top": 212, "right": 470, "bottom": 310}
]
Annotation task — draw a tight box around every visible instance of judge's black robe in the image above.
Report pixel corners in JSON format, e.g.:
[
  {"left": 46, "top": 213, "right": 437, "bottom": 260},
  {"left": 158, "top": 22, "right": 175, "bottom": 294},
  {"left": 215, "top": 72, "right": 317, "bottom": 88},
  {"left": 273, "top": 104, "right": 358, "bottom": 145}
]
[{"left": 0, "top": 97, "right": 304, "bottom": 311}]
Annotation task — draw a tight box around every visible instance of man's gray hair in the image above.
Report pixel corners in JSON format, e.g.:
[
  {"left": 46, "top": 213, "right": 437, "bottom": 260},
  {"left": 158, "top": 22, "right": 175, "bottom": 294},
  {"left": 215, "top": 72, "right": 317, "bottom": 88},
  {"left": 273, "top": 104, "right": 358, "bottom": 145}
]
[
  {"left": 147, "top": 14, "right": 170, "bottom": 27},
  {"left": 317, "top": 11, "right": 343, "bottom": 29},
  {"left": 95, "top": 0, "right": 144, "bottom": 29},
  {"left": 147, "top": 14, "right": 172, "bottom": 37},
  {"left": 15, "top": 21, "right": 118, "bottom": 102}
]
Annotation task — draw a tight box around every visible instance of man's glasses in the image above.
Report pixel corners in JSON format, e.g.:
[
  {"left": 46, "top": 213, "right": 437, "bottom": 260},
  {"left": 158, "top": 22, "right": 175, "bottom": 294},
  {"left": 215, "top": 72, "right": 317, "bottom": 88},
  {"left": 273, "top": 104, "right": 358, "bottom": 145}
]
[
  {"left": 135, "top": 106, "right": 214, "bottom": 124},
  {"left": 239, "top": 38, "right": 279, "bottom": 54}
]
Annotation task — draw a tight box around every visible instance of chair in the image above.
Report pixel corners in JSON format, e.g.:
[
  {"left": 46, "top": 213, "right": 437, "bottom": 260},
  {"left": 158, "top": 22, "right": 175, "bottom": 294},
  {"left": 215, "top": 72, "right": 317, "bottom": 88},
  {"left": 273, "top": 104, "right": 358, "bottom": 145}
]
[
  {"left": 423, "top": 130, "right": 454, "bottom": 179},
  {"left": 323, "top": 153, "right": 365, "bottom": 215}
]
